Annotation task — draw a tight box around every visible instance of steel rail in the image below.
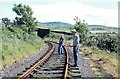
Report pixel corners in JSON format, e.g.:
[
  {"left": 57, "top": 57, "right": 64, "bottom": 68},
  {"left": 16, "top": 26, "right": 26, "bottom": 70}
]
[
  {"left": 47, "top": 41, "right": 69, "bottom": 78},
  {"left": 17, "top": 41, "right": 69, "bottom": 79},
  {"left": 17, "top": 42, "right": 55, "bottom": 79},
  {"left": 63, "top": 45, "right": 69, "bottom": 79}
]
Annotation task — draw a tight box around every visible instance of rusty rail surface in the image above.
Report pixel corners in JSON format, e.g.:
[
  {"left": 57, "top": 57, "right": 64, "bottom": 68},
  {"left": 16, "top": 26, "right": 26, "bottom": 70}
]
[
  {"left": 17, "top": 42, "right": 55, "bottom": 79},
  {"left": 17, "top": 41, "right": 69, "bottom": 79},
  {"left": 47, "top": 41, "right": 69, "bottom": 79},
  {"left": 63, "top": 46, "right": 69, "bottom": 79}
]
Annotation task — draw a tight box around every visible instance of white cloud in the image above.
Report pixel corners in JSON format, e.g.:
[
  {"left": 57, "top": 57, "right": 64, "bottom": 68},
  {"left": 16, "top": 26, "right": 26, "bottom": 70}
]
[{"left": 30, "top": 2, "right": 117, "bottom": 27}]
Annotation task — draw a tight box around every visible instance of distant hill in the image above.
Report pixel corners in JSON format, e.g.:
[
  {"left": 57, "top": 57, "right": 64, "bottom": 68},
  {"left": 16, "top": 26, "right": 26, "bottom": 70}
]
[
  {"left": 39, "top": 21, "right": 73, "bottom": 26},
  {"left": 87, "top": 25, "right": 105, "bottom": 30},
  {"left": 39, "top": 21, "right": 117, "bottom": 29},
  {"left": 88, "top": 25, "right": 105, "bottom": 28},
  {"left": 87, "top": 25, "right": 118, "bottom": 30},
  {"left": 38, "top": 22, "right": 118, "bottom": 33},
  {"left": 88, "top": 25, "right": 117, "bottom": 28},
  {"left": 87, "top": 25, "right": 118, "bottom": 33}
]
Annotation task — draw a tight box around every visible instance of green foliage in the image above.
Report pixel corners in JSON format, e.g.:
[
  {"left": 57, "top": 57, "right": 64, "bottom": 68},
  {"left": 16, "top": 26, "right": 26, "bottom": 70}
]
[
  {"left": 12, "top": 4, "right": 38, "bottom": 33},
  {"left": 1, "top": 25, "right": 44, "bottom": 67},
  {"left": 117, "top": 33, "right": 120, "bottom": 55},
  {"left": 2, "top": 18, "right": 11, "bottom": 27},
  {"left": 74, "top": 16, "right": 89, "bottom": 43},
  {"left": 44, "top": 32, "right": 73, "bottom": 45},
  {"left": 84, "top": 34, "right": 118, "bottom": 53},
  {"left": 72, "top": 16, "right": 118, "bottom": 53},
  {"left": 37, "top": 24, "right": 72, "bottom": 33}
]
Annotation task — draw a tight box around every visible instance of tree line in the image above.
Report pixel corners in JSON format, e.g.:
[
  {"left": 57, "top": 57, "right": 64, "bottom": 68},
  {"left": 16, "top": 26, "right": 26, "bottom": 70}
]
[
  {"left": 74, "top": 16, "right": 118, "bottom": 53},
  {"left": 1, "top": 4, "right": 118, "bottom": 54},
  {"left": 2, "top": 4, "right": 37, "bottom": 34}
]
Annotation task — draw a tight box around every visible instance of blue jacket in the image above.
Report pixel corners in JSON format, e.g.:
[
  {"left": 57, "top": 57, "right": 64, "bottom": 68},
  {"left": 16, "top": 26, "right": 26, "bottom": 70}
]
[{"left": 59, "top": 37, "right": 64, "bottom": 44}]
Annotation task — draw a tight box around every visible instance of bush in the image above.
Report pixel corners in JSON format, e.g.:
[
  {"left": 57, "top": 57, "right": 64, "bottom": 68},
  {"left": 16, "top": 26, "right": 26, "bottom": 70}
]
[{"left": 1, "top": 25, "right": 44, "bottom": 67}]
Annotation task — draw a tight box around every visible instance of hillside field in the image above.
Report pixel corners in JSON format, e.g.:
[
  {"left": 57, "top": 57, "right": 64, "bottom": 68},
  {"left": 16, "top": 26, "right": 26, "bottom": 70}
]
[{"left": 37, "top": 23, "right": 118, "bottom": 34}]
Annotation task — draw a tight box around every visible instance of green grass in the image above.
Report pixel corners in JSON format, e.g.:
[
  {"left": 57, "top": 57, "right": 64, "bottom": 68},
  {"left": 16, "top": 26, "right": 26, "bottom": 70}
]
[
  {"left": 1, "top": 23, "right": 118, "bottom": 71},
  {"left": 88, "top": 25, "right": 118, "bottom": 33},
  {"left": 37, "top": 24, "right": 118, "bottom": 37},
  {"left": 44, "top": 32, "right": 73, "bottom": 45},
  {"left": 1, "top": 26, "right": 44, "bottom": 67},
  {"left": 37, "top": 24, "right": 72, "bottom": 33},
  {"left": 80, "top": 46, "right": 119, "bottom": 77},
  {"left": 1, "top": 24, "right": 73, "bottom": 67},
  {"left": 0, "top": 26, "right": 2, "bottom": 68}
]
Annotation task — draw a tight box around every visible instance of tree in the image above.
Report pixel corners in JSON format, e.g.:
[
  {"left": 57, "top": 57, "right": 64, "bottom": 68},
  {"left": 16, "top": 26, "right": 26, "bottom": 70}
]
[
  {"left": 74, "top": 16, "right": 89, "bottom": 43},
  {"left": 2, "top": 18, "right": 11, "bottom": 27},
  {"left": 12, "top": 4, "right": 38, "bottom": 33}
]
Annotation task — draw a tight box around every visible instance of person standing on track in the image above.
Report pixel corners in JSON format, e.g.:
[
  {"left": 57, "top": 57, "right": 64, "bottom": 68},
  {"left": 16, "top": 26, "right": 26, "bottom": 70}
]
[
  {"left": 58, "top": 34, "right": 64, "bottom": 55},
  {"left": 71, "top": 29, "right": 80, "bottom": 67}
]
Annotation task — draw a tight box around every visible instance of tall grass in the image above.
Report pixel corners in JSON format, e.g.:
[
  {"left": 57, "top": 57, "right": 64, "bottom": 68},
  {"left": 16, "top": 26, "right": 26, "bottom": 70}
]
[
  {"left": 80, "top": 46, "right": 119, "bottom": 77},
  {"left": 0, "top": 26, "right": 2, "bottom": 68},
  {"left": 1, "top": 26, "right": 44, "bottom": 67}
]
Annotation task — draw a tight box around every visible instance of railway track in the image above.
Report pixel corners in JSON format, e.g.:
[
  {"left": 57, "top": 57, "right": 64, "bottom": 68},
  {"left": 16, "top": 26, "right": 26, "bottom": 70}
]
[
  {"left": 2, "top": 41, "right": 108, "bottom": 78},
  {"left": 17, "top": 42, "right": 69, "bottom": 79}
]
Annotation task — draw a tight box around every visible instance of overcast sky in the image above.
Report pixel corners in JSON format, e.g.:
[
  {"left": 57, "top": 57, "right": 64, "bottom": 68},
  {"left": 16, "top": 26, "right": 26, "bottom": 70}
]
[{"left": 0, "top": 0, "right": 119, "bottom": 27}]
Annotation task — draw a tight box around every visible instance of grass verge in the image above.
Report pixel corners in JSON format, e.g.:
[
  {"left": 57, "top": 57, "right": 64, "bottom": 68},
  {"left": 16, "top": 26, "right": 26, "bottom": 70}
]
[
  {"left": 80, "top": 46, "right": 119, "bottom": 77},
  {"left": 1, "top": 26, "right": 44, "bottom": 67}
]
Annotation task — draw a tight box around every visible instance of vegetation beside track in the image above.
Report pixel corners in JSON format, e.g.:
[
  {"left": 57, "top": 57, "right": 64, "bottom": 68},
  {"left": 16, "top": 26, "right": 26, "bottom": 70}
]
[
  {"left": 80, "top": 46, "right": 119, "bottom": 77},
  {"left": 1, "top": 26, "right": 44, "bottom": 67},
  {"left": 1, "top": 4, "right": 45, "bottom": 67},
  {"left": 1, "top": 3, "right": 119, "bottom": 77}
]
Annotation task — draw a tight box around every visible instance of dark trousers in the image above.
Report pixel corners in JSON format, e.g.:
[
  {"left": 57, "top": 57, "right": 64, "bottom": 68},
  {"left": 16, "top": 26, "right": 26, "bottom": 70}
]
[
  {"left": 73, "top": 46, "right": 79, "bottom": 66},
  {"left": 58, "top": 43, "right": 63, "bottom": 54}
]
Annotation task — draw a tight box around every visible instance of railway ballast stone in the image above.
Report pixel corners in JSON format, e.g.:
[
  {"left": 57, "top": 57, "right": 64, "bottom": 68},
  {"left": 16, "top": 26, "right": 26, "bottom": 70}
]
[{"left": 0, "top": 44, "right": 49, "bottom": 78}]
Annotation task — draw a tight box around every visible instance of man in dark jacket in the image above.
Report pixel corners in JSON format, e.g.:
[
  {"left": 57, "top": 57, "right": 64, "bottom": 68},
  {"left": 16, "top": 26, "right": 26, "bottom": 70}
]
[{"left": 58, "top": 35, "right": 64, "bottom": 55}]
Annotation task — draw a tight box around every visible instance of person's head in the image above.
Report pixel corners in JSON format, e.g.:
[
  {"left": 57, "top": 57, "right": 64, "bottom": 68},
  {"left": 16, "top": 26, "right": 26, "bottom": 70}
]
[{"left": 71, "top": 29, "right": 77, "bottom": 35}]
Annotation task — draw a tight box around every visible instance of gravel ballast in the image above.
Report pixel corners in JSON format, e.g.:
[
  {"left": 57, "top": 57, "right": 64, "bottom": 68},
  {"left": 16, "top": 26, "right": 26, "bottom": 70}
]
[
  {"left": 67, "top": 47, "right": 96, "bottom": 77},
  {"left": 0, "top": 44, "right": 49, "bottom": 78}
]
